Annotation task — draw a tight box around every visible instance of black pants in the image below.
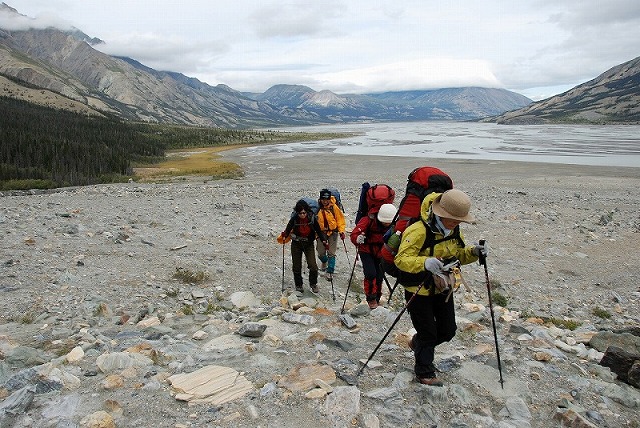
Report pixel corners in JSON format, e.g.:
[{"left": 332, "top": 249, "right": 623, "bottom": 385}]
[
  {"left": 359, "top": 252, "right": 384, "bottom": 302},
  {"left": 405, "top": 289, "right": 457, "bottom": 377},
  {"left": 291, "top": 239, "right": 318, "bottom": 287}
]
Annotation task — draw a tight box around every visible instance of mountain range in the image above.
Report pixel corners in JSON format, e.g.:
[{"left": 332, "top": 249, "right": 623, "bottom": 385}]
[
  {"left": 1, "top": 3, "right": 638, "bottom": 127},
  {"left": 0, "top": 3, "right": 531, "bottom": 128}
]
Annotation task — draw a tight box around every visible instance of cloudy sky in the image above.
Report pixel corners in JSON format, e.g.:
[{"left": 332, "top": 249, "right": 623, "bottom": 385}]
[{"left": 6, "top": 1, "right": 640, "bottom": 100}]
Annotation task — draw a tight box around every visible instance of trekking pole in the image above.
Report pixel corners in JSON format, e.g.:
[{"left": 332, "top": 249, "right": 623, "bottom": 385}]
[
  {"left": 479, "top": 239, "right": 505, "bottom": 389},
  {"left": 341, "top": 246, "right": 360, "bottom": 313},
  {"left": 385, "top": 276, "right": 400, "bottom": 304},
  {"left": 328, "top": 273, "right": 336, "bottom": 302},
  {"left": 381, "top": 274, "right": 393, "bottom": 295},
  {"left": 357, "top": 282, "right": 423, "bottom": 376},
  {"left": 342, "top": 237, "right": 351, "bottom": 266},
  {"left": 281, "top": 242, "right": 286, "bottom": 293}
]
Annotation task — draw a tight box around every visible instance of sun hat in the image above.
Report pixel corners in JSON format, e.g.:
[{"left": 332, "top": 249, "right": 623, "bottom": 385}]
[
  {"left": 431, "top": 189, "right": 475, "bottom": 223},
  {"left": 319, "top": 189, "right": 332, "bottom": 200},
  {"left": 377, "top": 204, "right": 397, "bottom": 223}
]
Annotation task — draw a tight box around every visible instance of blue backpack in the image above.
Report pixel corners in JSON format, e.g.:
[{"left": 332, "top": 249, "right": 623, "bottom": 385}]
[{"left": 290, "top": 197, "right": 319, "bottom": 219}]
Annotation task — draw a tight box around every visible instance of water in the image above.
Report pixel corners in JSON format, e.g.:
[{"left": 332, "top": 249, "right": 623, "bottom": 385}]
[{"left": 249, "top": 121, "right": 640, "bottom": 168}]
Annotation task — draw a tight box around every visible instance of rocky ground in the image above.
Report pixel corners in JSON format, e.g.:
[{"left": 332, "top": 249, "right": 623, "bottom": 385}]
[{"left": 1, "top": 150, "right": 640, "bottom": 428}]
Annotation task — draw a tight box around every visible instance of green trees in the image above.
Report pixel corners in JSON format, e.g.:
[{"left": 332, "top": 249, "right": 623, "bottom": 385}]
[
  {"left": 1, "top": 96, "right": 341, "bottom": 190},
  {"left": 1, "top": 97, "right": 166, "bottom": 189}
]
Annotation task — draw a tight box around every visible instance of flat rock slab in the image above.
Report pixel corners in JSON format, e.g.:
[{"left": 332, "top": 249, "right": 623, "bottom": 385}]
[
  {"left": 168, "top": 365, "right": 253, "bottom": 405},
  {"left": 277, "top": 363, "right": 336, "bottom": 392}
]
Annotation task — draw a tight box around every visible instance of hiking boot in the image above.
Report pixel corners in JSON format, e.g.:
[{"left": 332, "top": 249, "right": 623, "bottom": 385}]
[
  {"left": 324, "top": 272, "right": 333, "bottom": 281},
  {"left": 311, "top": 284, "right": 319, "bottom": 293},
  {"left": 367, "top": 300, "right": 378, "bottom": 309},
  {"left": 295, "top": 285, "right": 304, "bottom": 293},
  {"left": 417, "top": 375, "right": 443, "bottom": 387}
]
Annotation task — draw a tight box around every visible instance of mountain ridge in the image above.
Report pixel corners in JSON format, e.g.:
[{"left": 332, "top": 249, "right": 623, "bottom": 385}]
[
  {"left": 0, "top": 4, "right": 535, "bottom": 128},
  {"left": 487, "top": 56, "right": 640, "bottom": 124},
  {"left": 7, "top": 4, "right": 638, "bottom": 127}
]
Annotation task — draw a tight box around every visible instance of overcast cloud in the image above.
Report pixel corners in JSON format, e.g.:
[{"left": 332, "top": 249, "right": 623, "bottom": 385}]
[{"left": 4, "top": 0, "right": 640, "bottom": 100}]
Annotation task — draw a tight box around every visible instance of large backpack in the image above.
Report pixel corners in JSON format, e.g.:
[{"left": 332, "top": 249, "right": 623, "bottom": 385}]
[
  {"left": 380, "top": 166, "right": 454, "bottom": 277},
  {"left": 355, "top": 183, "right": 395, "bottom": 224},
  {"left": 290, "top": 197, "right": 319, "bottom": 220}
]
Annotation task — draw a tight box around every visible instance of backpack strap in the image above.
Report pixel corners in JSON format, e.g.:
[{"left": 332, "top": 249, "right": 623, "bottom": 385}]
[
  {"left": 415, "top": 220, "right": 464, "bottom": 294},
  {"left": 419, "top": 219, "right": 465, "bottom": 256}
]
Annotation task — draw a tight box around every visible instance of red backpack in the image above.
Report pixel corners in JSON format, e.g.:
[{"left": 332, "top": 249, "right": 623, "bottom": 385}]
[
  {"left": 355, "top": 183, "right": 396, "bottom": 223},
  {"left": 380, "top": 166, "right": 453, "bottom": 273}
]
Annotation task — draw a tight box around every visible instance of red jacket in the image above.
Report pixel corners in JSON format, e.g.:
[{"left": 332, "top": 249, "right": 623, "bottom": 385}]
[{"left": 350, "top": 215, "right": 388, "bottom": 257}]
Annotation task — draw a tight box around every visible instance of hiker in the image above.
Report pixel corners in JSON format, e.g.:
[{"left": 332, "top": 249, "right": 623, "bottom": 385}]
[
  {"left": 350, "top": 203, "right": 397, "bottom": 309},
  {"left": 394, "top": 189, "right": 488, "bottom": 386},
  {"left": 316, "top": 188, "right": 346, "bottom": 280},
  {"left": 279, "top": 199, "right": 327, "bottom": 293}
]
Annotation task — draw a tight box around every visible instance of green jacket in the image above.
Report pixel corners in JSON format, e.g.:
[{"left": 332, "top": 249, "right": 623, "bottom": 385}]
[{"left": 394, "top": 192, "right": 478, "bottom": 296}]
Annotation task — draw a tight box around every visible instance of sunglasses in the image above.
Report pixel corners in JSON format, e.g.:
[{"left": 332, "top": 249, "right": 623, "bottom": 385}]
[{"left": 297, "top": 211, "right": 307, "bottom": 215}]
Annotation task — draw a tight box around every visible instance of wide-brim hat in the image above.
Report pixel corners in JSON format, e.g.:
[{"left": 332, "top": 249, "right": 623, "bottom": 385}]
[{"left": 431, "top": 189, "right": 475, "bottom": 223}]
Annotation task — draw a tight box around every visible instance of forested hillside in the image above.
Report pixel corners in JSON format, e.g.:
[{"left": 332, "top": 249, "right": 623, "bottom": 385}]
[
  {"left": 1, "top": 97, "right": 160, "bottom": 189},
  {"left": 0, "top": 97, "right": 301, "bottom": 190}
]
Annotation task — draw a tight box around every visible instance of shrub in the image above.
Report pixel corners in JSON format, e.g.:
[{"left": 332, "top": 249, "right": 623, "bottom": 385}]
[
  {"left": 592, "top": 307, "right": 612, "bottom": 319},
  {"left": 173, "top": 267, "right": 209, "bottom": 284}
]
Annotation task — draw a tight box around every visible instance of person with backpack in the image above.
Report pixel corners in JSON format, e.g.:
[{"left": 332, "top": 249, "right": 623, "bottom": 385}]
[
  {"left": 350, "top": 203, "right": 397, "bottom": 309},
  {"left": 316, "top": 188, "right": 346, "bottom": 280},
  {"left": 394, "top": 189, "right": 488, "bottom": 386},
  {"left": 279, "top": 199, "right": 328, "bottom": 294}
]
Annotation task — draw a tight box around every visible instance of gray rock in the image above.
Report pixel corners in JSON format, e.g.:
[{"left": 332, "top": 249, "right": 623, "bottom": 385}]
[
  {"left": 0, "top": 385, "right": 36, "bottom": 414},
  {"left": 339, "top": 313, "right": 358, "bottom": 329},
  {"left": 502, "top": 396, "right": 532, "bottom": 421},
  {"left": 590, "top": 331, "right": 640, "bottom": 354},
  {"left": 237, "top": 322, "right": 267, "bottom": 337},
  {"left": 5, "top": 346, "right": 50, "bottom": 368},
  {"left": 281, "top": 312, "right": 315, "bottom": 325},
  {"left": 325, "top": 385, "right": 360, "bottom": 427}
]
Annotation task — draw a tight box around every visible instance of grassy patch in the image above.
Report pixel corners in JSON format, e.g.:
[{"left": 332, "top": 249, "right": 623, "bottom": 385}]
[
  {"left": 134, "top": 146, "right": 243, "bottom": 181},
  {"left": 18, "top": 312, "right": 37, "bottom": 324},
  {"left": 173, "top": 267, "right": 209, "bottom": 284},
  {"left": 543, "top": 317, "right": 581, "bottom": 331},
  {"left": 491, "top": 291, "right": 508, "bottom": 308},
  {"left": 181, "top": 305, "right": 194, "bottom": 315},
  {"left": 592, "top": 307, "right": 612, "bottom": 319},
  {"left": 0, "top": 179, "right": 57, "bottom": 191}
]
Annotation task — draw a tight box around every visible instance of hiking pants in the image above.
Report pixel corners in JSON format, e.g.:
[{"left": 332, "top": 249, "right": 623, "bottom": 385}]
[
  {"left": 317, "top": 233, "right": 338, "bottom": 273},
  {"left": 405, "top": 290, "right": 457, "bottom": 378},
  {"left": 359, "top": 252, "right": 384, "bottom": 302},
  {"left": 291, "top": 239, "right": 319, "bottom": 287}
]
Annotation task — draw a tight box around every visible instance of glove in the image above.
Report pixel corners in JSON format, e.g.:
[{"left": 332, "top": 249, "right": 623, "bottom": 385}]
[
  {"left": 280, "top": 232, "right": 287, "bottom": 238},
  {"left": 424, "top": 258, "right": 444, "bottom": 274},
  {"left": 472, "top": 242, "right": 489, "bottom": 257},
  {"left": 339, "top": 232, "right": 346, "bottom": 240},
  {"left": 356, "top": 234, "right": 366, "bottom": 244}
]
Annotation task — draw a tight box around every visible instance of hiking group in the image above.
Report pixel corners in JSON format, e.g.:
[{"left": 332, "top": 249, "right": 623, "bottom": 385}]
[{"left": 278, "top": 166, "right": 490, "bottom": 387}]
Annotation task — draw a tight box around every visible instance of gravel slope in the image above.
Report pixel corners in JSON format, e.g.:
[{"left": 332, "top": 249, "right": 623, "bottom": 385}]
[{"left": 1, "top": 151, "right": 640, "bottom": 427}]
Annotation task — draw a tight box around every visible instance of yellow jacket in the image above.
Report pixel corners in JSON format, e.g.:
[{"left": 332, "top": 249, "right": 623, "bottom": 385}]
[
  {"left": 317, "top": 196, "right": 346, "bottom": 236},
  {"left": 394, "top": 192, "right": 478, "bottom": 295}
]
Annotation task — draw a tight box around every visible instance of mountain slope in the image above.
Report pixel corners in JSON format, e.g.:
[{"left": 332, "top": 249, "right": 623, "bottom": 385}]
[
  {"left": 489, "top": 56, "right": 640, "bottom": 124},
  {"left": 1, "top": 4, "right": 531, "bottom": 127}
]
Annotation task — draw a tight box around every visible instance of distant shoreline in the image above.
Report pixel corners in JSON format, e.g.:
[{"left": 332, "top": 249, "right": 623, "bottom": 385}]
[{"left": 221, "top": 146, "right": 640, "bottom": 183}]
